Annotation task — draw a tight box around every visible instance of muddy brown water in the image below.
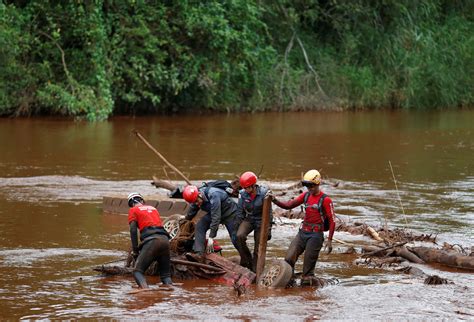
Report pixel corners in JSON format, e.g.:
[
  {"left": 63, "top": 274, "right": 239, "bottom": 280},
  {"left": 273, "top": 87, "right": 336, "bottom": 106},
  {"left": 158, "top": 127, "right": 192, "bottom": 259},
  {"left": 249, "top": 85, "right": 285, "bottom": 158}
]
[{"left": 0, "top": 110, "right": 473, "bottom": 319}]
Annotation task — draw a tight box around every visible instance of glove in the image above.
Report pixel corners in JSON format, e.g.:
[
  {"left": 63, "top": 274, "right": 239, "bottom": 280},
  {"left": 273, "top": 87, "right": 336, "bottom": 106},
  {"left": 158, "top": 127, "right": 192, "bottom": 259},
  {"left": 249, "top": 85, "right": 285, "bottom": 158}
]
[
  {"left": 267, "top": 230, "right": 272, "bottom": 241},
  {"left": 325, "top": 240, "right": 333, "bottom": 255},
  {"left": 131, "top": 250, "right": 139, "bottom": 261},
  {"left": 265, "top": 190, "right": 274, "bottom": 200},
  {"left": 206, "top": 238, "right": 215, "bottom": 254}
]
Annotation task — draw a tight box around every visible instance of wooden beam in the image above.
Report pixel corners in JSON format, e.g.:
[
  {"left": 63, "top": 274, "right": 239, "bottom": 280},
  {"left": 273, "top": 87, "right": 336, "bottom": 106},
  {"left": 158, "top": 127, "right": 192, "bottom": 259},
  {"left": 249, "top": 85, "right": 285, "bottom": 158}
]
[{"left": 256, "top": 196, "right": 271, "bottom": 281}]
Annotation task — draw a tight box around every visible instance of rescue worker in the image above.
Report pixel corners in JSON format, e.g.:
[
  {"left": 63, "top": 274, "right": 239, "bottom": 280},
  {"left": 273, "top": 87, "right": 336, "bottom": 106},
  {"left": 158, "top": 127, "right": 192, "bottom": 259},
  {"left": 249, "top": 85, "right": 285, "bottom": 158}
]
[
  {"left": 270, "top": 170, "right": 335, "bottom": 278},
  {"left": 127, "top": 192, "right": 173, "bottom": 288},
  {"left": 235, "top": 171, "right": 272, "bottom": 272},
  {"left": 182, "top": 184, "right": 239, "bottom": 256}
]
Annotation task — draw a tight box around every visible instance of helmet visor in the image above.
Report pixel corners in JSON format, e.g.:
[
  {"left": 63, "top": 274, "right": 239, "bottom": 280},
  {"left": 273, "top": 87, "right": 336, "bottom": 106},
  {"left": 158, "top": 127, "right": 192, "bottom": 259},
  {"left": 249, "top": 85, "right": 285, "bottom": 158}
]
[{"left": 301, "top": 180, "right": 317, "bottom": 188}]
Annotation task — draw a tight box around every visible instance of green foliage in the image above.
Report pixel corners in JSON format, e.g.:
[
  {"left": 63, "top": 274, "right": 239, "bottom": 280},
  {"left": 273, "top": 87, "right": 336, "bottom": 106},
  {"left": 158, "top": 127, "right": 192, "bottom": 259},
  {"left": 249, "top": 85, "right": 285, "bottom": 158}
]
[{"left": 0, "top": 0, "right": 472, "bottom": 119}]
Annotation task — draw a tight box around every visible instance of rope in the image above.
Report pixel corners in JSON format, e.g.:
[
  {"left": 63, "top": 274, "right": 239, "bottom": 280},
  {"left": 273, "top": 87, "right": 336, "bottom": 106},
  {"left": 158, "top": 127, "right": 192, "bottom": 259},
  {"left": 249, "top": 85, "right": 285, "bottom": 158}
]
[{"left": 170, "top": 220, "right": 195, "bottom": 254}]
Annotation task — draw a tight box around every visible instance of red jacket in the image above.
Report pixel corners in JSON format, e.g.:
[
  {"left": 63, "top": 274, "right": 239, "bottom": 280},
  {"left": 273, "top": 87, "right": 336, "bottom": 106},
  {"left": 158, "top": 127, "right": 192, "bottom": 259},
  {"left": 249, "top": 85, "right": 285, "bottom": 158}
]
[
  {"left": 128, "top": 205, "right": 163, "bottom": 231},
  {"left": 274, "top": 191, "right": 335, "bottom": 240}
]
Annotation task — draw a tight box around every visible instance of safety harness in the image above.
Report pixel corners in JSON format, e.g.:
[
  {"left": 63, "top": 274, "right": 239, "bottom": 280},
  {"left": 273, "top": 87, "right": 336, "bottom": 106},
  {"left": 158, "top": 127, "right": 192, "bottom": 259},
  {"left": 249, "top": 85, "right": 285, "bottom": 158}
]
[{"left": 301, "top": 193, "right": 329, "bottom": 232}]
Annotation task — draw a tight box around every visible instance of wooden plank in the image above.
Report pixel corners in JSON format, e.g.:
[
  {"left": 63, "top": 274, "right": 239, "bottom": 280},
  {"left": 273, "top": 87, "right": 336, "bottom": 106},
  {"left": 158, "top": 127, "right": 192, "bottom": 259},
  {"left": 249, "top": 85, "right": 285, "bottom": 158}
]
[{"left": 256, "top": 196, "right": 271, "bottom": 281}]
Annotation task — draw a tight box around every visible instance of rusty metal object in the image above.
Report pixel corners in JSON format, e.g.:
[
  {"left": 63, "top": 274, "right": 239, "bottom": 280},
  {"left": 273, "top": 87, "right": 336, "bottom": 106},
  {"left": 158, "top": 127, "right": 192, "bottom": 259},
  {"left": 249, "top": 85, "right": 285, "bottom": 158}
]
[{"left": 204, "top": 253, "right": 256, "bottom": 287}]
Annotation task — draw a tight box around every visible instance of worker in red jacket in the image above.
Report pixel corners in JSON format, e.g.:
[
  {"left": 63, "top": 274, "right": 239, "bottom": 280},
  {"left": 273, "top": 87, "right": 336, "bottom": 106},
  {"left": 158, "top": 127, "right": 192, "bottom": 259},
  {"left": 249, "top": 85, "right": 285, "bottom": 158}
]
[
  {"left": 127, "top": 192, "right": 172, "bottom": 288},
  {"left": 270, "top": 170, "right": 335, "bottom": 278}
]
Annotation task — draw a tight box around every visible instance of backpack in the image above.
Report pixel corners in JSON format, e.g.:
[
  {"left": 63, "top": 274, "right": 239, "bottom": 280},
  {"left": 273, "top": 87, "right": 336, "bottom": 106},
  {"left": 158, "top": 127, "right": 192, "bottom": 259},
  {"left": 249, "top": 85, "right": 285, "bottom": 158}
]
[
  {"left": 303, "top": 192, "right": 329, "bottom": 231},
  {"left": 201, "top": 180, "right": 234, "bottom": 196},
  {"left": 169, "top": 180, "right": 234, "bottom": 199}
]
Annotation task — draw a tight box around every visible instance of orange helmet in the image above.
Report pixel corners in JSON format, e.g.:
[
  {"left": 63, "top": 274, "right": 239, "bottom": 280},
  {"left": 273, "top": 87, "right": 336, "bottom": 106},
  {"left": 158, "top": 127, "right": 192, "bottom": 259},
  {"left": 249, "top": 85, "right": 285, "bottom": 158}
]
[
  {"left": 183, "top": 185, "right": 199, "bottom": 203},
  {"left": 240, "top": 171, "right": 257, "bottom": 188}
]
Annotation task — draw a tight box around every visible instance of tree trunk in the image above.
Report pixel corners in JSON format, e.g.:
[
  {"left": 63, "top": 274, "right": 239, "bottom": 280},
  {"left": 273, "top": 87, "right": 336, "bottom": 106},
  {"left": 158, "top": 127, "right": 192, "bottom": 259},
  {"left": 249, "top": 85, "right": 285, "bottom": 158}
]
[
  {"left": 409, "top": 246, "right": 474, "bottom": 270},
  {"left": 395, "top": 246, "right": 425, "bottom": 264},
  {"left": 151, "top": 176, "right": 178, "bottom": 191}
]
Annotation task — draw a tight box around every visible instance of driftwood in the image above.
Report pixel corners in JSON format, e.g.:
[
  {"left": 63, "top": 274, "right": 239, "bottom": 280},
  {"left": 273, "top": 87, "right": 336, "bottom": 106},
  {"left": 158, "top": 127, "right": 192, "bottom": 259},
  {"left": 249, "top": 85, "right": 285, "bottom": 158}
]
[
  {"left": 409, "top": 246, "right": 474, "bottom": 271},
  {"left": 93, "top": 257, "right": 226, "bottom": 278},
  {"left": 337, "top": 222, "right": 437, "bottom": 244},
  {"left": 367, "top": 226, "right": 383, "bottom": 241},
  {"left": 151, "top": 176, "right": 178, "bottom": 191},
  {"left": 134, "top": 130, "right": 192, "bottom": 185},
  {"left": 256, "top": 197, "right": 271, "bottom": 281},
  {"left": 394, "top": 246, "right": 425, "bottom": 264},
  {"left": 362, "top": 242, "right": 407, "bottom": 257},
  {"left": 334, "top": 221, "right": 468, "bottom": 285}
]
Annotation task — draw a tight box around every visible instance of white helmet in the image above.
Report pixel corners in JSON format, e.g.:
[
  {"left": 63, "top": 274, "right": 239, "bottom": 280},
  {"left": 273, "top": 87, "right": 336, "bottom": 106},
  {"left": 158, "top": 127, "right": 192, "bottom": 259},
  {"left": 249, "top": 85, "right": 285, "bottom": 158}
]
[{"left": 127, "top": 192, "right": 144, "bottom": 207}]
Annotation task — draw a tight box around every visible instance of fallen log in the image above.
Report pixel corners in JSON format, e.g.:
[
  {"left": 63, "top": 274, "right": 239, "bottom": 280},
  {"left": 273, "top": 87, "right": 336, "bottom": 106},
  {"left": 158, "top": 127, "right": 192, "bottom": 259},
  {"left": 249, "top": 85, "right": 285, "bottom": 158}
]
[
  {"left": 151, "top": 176, "right": 178, "bottom": 191},
  {"left": 362, "top": 242, "right": 407, "bottom": 258},
  {"left": 361, "top": 245, "right": 385, "bottom": 255},
  {"left": 409, "top": 246, "right": 474, "bottom": 271},
  {"left": 394, "top": 246, "right": 425, "bottom": 264}
]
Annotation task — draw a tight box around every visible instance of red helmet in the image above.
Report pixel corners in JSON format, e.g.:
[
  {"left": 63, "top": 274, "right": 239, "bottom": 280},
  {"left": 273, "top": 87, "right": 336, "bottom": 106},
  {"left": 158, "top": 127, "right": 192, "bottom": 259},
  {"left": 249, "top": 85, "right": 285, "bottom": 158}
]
[
  {"left": 183, "top": 185, "right": 199, "bottom": 203},
  {"left": 240, "top": 171, "right": 257, "bottom": 188}
]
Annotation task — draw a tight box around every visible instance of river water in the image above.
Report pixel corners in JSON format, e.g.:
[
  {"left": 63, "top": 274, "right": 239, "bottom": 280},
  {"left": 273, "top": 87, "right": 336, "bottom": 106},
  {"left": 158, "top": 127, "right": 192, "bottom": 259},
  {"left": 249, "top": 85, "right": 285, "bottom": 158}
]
[{"left": 0, "top": 110, "right": 473, "bottom": 320}]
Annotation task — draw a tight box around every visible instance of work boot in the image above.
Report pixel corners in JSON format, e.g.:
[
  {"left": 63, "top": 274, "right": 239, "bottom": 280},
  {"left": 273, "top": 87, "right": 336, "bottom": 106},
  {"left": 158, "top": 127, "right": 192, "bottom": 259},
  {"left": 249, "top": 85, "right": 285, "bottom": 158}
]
[
  {"left": 161, "top": 277, "right": 173, "bottom": 285},
  {"left": 301, "top": 275, "right": 314, "bottom": 287}
]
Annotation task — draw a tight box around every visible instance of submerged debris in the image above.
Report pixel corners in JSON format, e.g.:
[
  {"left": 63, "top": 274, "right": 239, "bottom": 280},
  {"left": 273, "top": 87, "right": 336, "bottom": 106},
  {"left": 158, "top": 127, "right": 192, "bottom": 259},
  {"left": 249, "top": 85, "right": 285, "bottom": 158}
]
[
  {"left": 336, "top": 221, "right": 437, "bottom": 244},
  {"left": 287, "top": 275, "right": 339, "bottom": 288},
  {"left": 424, "top": 275, "right": 452, "bottom": 285}
]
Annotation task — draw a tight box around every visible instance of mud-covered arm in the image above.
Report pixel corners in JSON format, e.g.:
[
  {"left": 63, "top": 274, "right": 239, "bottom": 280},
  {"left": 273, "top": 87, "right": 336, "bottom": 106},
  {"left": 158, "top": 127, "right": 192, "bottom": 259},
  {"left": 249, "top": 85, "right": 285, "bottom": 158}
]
[
  {"left": 129, "top": 221, "right": 139, "bottom": 253},
  {"left": 272, "top": 192, "right": 305, "bottom": 210},
  {"left": 208, "top": 192, "right": 223, "bottom": 238},
  {"left": 324, "top": 198, "right": 336, "bottom": 241}
]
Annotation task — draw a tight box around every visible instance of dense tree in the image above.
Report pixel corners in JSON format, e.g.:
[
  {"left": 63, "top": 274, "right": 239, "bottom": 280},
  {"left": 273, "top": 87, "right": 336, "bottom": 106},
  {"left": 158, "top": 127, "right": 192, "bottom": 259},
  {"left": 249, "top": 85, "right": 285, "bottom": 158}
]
[{"left": 0, "top": 0, "right": 472, "bottom": 120}]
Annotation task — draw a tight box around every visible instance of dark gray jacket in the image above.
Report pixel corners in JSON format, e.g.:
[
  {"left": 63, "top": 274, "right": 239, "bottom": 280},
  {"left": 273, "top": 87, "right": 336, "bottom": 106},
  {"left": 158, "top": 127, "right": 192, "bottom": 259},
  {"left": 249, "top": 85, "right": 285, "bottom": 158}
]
[
  {"left": 236, "top": 185, "right": 272, "bottom": 228},
  {"left": 185, "top": 187, "right": 238, "bottom": 238}
]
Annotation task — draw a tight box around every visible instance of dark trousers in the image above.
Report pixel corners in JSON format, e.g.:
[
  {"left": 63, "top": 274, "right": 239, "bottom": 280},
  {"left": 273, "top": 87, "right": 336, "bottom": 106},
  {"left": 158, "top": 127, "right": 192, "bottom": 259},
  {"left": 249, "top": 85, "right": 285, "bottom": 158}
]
[
  {"left": 193, "top": 214, "right": 238, "bottom": 254},
  {"left": 236, "top": 220, "right": 261, "bottom": 272},
  {"left": 134, "top": 235, "right": 171, "bottom": 287},
  {"left": 285, "top": 230, "right": 324, "bottom": 277}
]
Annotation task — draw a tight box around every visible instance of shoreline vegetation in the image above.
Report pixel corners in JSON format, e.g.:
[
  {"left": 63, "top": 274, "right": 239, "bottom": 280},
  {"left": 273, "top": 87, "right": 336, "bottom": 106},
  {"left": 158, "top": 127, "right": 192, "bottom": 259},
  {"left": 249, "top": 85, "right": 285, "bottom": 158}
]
[{"left": 1, "top": 1, "right": 473, "bottom": 121}]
